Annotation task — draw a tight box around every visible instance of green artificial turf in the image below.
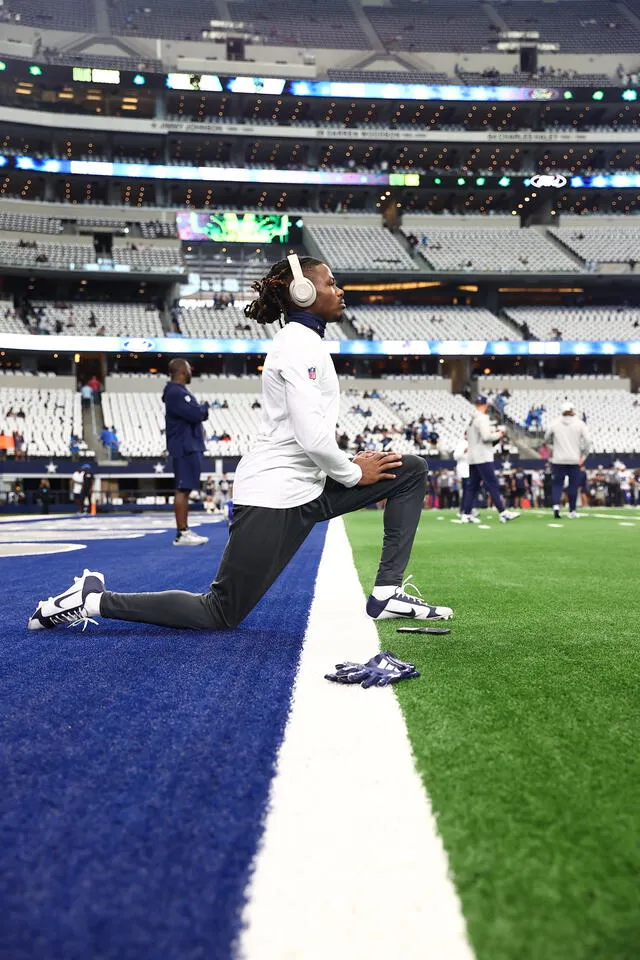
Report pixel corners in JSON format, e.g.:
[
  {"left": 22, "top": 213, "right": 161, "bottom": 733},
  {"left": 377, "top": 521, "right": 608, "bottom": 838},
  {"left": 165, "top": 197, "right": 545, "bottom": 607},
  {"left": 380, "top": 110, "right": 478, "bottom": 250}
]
[{"left": 344, "top": 509, "right": 640, "bottom": 960}]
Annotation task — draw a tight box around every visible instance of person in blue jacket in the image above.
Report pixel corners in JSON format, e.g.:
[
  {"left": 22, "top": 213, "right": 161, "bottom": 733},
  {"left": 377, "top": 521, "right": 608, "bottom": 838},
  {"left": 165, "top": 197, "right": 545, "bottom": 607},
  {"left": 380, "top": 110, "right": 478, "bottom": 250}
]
[{"left": 162, "top": 358, "right": 210, "bottom": 545}]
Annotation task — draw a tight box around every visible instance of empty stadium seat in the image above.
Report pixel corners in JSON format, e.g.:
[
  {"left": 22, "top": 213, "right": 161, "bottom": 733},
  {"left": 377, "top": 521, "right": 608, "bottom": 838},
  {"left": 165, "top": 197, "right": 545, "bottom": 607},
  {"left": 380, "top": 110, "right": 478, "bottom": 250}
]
[
  {"left": 0, "top": 387, "right": 83, "bottom": 457},
  {"left": 307, "top": 226, "right": 418, "bottom": 272},
  {"left": 504, "top": 307, "right": 640, "bottom": 341},
  {"left": 550, "top": 227, "right": 640, "bottom": 266},
  {"left": 404, "top": 228, "right": 581, "bottom": 273},
  {"left": 349, "top": 306, "right": 515, "bottom": 341},
  {"left": 503, "top": 389, "right": 640, "bottom": 453}
]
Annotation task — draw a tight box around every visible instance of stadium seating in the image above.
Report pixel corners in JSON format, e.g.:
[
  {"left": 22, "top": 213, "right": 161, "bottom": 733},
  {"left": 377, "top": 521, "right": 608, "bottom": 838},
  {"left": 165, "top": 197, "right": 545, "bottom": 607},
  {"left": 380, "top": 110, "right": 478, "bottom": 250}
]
[
  {"left": 112, "top": 246, "right": 184, "bottom": 272},
  {"left": 0, "top": 300, "right": 27, "bottom": 335},
  {"left": 349, "top": 306, "right": 515, "bottom": 341},
  {"left": 140, "top": 221, "right": 179, "bottom": 240},
  {"left": 8, "top": 0, "right": 96, "bottom": 30},
  {"left": 0, "top": 239, "right": 95, "bottom": 270},
  {"left": 0, "top": 213, "right": 63, "bottom": 235},
  {"left": 504, "top": 307, "right": 640, "bottom": 342},
  {"left": 405, "top": 228, "right": 581, "bottom": 273},
  {"left": 228, "top": 0, "right": 370, "bottom": 48},
  {"left": 502, "top": 389, "right": 640, "bottom": 453},
  {"left": 306, "top": 226, "right": 417, "bottom": 272},
  {"left": 366, "top": 1, "right": 495, "bottom": 51},
  {"left": 499, "top": 1, "right": 640, "bottom": 53},
  {"left": 26, "top": 303, "right": 164, "bottom": 338},
  {"left": 101, "top": 384, "right": 475, "bottom": 459},
  {"left": 107, "top": 0, "right": 214, "bottom": 39},
  {"left": 549, "top": 228, "right": 640, "bottom": 266},
  {"left": 101, "top": 390, "right": 265, "bottom": 459},
  {"left": 0, "top": 387, "right": 83, "bottom": 457},
  {"left": 177, "top": 305, "right": 351, "bottom": 340},
  {"left": 337, "top": 389, "right": 474, "bottom": 457}
]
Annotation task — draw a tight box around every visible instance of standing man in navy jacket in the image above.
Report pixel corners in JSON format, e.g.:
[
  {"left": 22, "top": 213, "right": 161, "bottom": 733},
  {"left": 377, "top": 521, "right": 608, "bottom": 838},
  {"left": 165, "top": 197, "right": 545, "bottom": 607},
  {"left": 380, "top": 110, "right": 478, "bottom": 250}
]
[{"left": 162, "top": 358, "right": 210, "bottom": 545}]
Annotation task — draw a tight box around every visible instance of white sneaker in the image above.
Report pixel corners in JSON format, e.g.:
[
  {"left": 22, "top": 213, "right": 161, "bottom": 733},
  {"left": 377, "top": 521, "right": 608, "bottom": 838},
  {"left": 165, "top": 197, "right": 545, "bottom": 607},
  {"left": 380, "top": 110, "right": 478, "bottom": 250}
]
[
  {"left": 499, "top": 510, "right": 520, "bottom": 523},
  {"left": 366, "top": 575, "right": 453, "bottom": 621},
  {"left": 567, "top": 511, "right": 579, "bottom": 519},
  {"left": 28, "top": 569, "right": 105, "bottom": 631},
  {"left": 173, "top": 528, "right": 209, "bottom": 546},
  {"left": 460, "top": 514, "right": 481, "bottom": 524}
]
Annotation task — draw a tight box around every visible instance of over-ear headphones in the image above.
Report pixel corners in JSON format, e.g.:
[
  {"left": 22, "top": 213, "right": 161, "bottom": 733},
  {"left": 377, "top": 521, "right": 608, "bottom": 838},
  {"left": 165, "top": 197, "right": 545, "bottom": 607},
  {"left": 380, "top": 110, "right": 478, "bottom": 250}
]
[{"left": 287, "top": 254, "right": 316, "bottom": 308}]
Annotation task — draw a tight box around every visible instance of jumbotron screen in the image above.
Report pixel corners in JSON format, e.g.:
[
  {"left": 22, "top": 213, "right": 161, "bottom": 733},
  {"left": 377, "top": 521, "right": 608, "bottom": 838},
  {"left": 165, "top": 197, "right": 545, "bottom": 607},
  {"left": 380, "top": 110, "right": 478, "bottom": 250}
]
[{"left": 176, "top": 212, "right": 302, "bottom": 243}]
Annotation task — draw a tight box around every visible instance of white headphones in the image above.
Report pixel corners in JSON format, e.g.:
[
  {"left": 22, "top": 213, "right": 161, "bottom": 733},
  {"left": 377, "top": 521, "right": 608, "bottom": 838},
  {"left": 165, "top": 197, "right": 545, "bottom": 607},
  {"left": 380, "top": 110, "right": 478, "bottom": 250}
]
[{"left": 287, "top": 253, "right": 316, "bottom": 308}]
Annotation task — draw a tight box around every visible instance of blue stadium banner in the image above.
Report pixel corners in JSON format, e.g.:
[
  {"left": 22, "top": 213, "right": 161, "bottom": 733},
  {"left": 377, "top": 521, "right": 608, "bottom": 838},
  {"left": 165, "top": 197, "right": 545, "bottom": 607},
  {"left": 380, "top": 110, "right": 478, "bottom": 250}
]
[{"left": 1, "top": 334, "right": 639, "bottom": 356}]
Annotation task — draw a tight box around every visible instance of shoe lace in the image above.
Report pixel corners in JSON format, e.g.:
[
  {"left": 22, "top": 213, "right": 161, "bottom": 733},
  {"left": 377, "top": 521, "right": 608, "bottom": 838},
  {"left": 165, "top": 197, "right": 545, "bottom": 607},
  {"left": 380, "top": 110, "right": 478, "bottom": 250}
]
[
  {"left": 49, "top": 610, "right": 97, "bottom": 631},
  {"left": 397, "top": 574, "right": 427, "bottom": 604}
]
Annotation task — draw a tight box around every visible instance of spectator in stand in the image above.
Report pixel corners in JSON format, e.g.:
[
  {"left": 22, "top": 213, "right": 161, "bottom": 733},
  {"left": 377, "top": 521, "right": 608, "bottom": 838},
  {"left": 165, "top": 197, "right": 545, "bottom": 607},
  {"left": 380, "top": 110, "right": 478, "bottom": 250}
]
[
  {"left": 80, "top": 383, "right": 93, "bottom": 409},
  {"left": 69, "top": 434, "right": 80, "bottom": 459},
  {"left": 217, "top": 474, "right": 231, "bottom": 510},
  {"left": 13, "top": 431, "right": 25, "bottom": 460},
  {"left": 87, "top": 374, "right": 102, "bottom": 403},
  {"left": 202, "top": 475, "right": 216, "bottom": 513},
  {"left": 108, "top": 427, "right": 120, "bottom": 457}
]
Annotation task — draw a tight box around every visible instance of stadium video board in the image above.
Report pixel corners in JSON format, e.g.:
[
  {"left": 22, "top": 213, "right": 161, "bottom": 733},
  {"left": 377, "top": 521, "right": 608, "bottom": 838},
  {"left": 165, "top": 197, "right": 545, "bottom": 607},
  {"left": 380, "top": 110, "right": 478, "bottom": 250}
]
[{"left": 176, "top": 212, "right": 302, "bottom": 243}]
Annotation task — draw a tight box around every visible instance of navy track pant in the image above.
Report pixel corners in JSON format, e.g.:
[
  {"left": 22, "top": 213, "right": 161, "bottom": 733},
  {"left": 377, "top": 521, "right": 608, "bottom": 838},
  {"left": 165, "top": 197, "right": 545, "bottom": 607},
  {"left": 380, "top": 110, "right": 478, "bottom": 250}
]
[
  {"left": 552, "top": 463, "right": 580, "bottom": 512},
  {"left": 461, "top": 462, "right": 505, "bottom": 515}
]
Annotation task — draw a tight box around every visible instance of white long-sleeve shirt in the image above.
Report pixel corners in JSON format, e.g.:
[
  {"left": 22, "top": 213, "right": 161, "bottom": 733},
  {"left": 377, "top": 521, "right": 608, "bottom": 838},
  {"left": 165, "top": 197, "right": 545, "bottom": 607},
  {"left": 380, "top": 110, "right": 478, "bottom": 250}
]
[
  {"left": 233, "top": 322, "right": 362, "bottom": 508},
  {"left": 467, "top": 410, "right": 503, "bottom": 465},
  {"left": 452, "top": 437, "right": 470, "bottom": 479}
]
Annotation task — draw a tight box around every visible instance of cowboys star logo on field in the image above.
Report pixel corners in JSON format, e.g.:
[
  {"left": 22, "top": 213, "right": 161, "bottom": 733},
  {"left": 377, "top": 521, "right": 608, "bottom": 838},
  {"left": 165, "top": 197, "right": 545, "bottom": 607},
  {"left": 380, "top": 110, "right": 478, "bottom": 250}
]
[{"left": 530, "top": 174, "right": 567, "bottom": 188}]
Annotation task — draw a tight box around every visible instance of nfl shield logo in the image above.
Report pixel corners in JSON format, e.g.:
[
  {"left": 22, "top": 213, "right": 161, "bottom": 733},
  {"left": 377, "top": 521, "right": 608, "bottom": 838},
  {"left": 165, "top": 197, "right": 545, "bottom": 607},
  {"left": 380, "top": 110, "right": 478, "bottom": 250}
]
[{"left": 308, "top": 367, "right": 317, "bottom": 380}]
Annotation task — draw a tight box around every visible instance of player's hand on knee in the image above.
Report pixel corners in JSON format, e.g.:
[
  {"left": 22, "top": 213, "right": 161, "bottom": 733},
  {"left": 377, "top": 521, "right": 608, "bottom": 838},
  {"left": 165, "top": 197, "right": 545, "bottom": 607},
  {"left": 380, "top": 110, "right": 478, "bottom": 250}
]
[{"left": 354, "top": 451, "right": 402, "bottom": 485}]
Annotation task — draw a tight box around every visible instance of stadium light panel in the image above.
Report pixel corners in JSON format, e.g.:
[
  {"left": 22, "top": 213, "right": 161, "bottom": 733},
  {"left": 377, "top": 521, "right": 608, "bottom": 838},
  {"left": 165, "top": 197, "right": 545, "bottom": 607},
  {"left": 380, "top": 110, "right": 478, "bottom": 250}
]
[
  {"left": 498, "top": 176, "right": 511, "bottom": 187},
  {"left": 0, "top": 61, "right": 6, "bottom": 71},
  {"left": 133, "top": 74, "right": 146, "bottom": 86},
  {"left": 434, "top": 177, "right": 442, "bottom": 184},
  {"left": 592, "top": 90, "right": 604, "bottom": 100},
  {"left": 457, "top": 177, "right": 466, "bottom": 185},
  {"left": 29, "top": 65, "right": 43, "bottom": 76},
  {"left": 621, "top": 89, "right": 638, "bottom": 101},
  {"left": 475, "top": 177, "right": 486, "bottom": 186},
  {"left": 563, "top": 90, "right": 573, "bottom": 99}
]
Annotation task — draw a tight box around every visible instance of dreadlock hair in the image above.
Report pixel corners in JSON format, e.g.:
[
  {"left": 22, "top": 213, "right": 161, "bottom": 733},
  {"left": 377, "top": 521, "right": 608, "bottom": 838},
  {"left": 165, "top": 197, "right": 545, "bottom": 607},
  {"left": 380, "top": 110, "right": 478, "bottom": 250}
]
[{"left": 244, "top": 256, "right": 324, "bottom": 326}]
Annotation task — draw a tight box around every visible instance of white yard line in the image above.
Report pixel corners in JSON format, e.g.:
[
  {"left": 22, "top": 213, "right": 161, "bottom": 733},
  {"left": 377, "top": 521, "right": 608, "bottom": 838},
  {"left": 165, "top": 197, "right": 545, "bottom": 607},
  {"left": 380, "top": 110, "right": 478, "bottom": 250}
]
[
  {"left": 240, "top": 517, "right": 474, "bottom": 960},
  {"left": 591, "top": 513, "right": 639, "bottom": 521}
]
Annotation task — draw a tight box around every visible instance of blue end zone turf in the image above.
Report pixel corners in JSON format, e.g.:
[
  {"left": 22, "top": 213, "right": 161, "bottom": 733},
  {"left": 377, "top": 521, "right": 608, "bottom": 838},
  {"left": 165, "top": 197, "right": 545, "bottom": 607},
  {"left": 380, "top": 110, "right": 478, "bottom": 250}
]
[{"left": 0, "top": 519, "right": 328, "bottom": 960}]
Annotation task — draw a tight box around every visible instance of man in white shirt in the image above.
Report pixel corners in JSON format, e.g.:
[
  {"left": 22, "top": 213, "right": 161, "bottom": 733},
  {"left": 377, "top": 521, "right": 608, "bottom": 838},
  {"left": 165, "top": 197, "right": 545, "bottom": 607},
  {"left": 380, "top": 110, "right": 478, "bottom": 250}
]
[
  {"left": 453, "top": 435, "right": 470, "bottom": 517},
  {"left": 29, "top": 256, "right": 453, "bottom": 632},
  {"left": 460, "top": 396, "right": 519, "bottom": 523},
  {"left": 545, "top": 400, "right": 591, "bottom": 519}
]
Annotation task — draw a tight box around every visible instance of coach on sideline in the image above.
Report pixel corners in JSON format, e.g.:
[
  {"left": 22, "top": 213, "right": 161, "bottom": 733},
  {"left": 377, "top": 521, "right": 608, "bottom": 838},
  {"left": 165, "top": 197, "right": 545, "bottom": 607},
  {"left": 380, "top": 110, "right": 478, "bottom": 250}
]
[
  {"left": 545, "top": 400, "right": 591, "bottom": 520},
  {"left": 162, "top": 358, "right": 210, "bottom": 546}
]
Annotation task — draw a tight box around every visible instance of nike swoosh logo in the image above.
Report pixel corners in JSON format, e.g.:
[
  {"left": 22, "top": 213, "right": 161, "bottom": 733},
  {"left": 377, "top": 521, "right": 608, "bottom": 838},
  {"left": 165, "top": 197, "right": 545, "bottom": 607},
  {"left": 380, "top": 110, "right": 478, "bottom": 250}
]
[
  {"left": 404, "top": 609, "right": 417, "bottom": 618},
  {"left": 53, "top": 590, "right": 80, "bottom": 610}
]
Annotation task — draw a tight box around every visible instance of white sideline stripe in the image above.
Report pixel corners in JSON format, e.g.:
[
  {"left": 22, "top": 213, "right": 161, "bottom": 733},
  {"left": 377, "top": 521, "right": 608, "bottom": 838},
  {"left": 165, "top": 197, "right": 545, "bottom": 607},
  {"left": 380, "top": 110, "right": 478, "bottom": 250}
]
[
  {"left": 591, "top": 513, "right": 639, "bottom": 521},
  {"left": 240, "top": 518, "right": 474, "bottom": 960}
]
